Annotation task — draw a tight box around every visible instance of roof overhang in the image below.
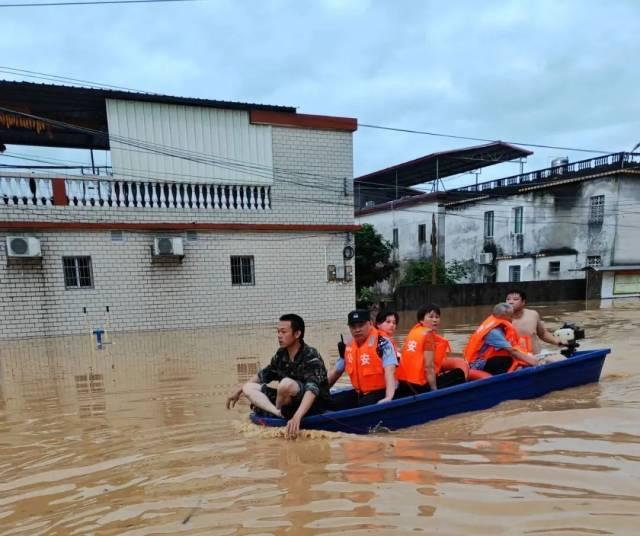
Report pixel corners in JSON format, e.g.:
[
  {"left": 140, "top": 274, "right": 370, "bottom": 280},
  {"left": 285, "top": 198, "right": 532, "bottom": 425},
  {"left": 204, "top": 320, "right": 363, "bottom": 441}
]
[
  {"left": 0, "top": 80, "right": 297, "bottom": 150},
  {"left": 355, "top": 141, "right": 533, "bottom": 189}
]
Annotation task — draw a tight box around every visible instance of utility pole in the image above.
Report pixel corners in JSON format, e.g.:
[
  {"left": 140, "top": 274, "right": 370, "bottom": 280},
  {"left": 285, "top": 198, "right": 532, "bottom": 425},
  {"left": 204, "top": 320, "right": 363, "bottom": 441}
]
[{"left": 430, "top": 212, "right": 437, "bottom": 285}]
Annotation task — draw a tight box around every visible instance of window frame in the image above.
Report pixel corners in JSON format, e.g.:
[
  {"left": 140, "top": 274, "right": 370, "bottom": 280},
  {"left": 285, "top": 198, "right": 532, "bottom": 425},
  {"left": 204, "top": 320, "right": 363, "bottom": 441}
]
[
  {"left": 418, "top": 224, "right": 426, "bottom": 244},
  {"left": 63, "top": 256, "right": 94, "bottom": 289},
  {"left": 589, "top": 195, "right": 605, "bottom": 223},
  {"left": 587, "top": 255, "right": 602, "bottom": 268},
  {"left": 230, "top": 255, "right": 255, "bottom": 286},
  {"left": 548, "top": 261, "right": 561, "bottom": 274},
  {"left": 484, "top": 211, "right": 494, "bottom": 239},
  {"left": 513, "top": 206, "right": 523, "bottom": 234},
  {"left": 509, "top": 264, "right": 521, "bottom": 282}
]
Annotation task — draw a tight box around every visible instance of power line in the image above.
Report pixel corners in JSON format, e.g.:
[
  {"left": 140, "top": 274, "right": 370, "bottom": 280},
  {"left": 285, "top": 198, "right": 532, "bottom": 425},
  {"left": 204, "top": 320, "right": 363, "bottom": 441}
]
[
  {"left": 0, "top": 0, "right": 203, "bottom": 7},
  {"left": 358, "top": 123, "right": 616, "bottom": 155}
]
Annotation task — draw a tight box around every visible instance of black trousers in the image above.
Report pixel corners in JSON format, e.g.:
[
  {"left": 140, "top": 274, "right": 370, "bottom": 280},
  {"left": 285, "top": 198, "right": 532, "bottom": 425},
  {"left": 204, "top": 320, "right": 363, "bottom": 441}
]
[
  {"left": 395, "top": 368, "right": 466, "bottom": 398},
  {"left": 482, "top": 356, "right": 514, "bottom": 375},
  {"left": 329, "top": 388, "right": 388, "bottom": 411}
]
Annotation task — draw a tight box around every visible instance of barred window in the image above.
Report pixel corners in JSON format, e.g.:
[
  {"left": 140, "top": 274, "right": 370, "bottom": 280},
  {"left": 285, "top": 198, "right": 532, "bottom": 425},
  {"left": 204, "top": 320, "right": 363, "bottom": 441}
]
[
  {"left": 231, "top": 256, "right": 255, "bottom": 286},
  {"left": 587, "top": 255, "right": 602, "bottom": 268},
  {"left": 590, "top": 195, "right": 605, "bottom": 223},
  {"left": 549, "top": 261, "right": 560, "bottom": 274},
  {"left": 509, "top": 265, "right": 521, "bottom": 282},
  {"left": 63, "top": 257, "right": 93, "bottom": 289}
]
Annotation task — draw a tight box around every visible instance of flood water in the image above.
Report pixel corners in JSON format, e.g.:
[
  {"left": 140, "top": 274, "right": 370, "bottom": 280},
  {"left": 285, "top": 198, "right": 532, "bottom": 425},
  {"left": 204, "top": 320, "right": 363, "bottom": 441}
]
[{"left": 1, "top": 302, "right": 639, "bottom": 535}]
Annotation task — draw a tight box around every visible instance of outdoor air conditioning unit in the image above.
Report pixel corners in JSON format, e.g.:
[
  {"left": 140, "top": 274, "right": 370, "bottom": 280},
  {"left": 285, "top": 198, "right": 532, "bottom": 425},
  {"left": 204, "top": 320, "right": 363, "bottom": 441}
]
[
  {"left": 6, "top": 236, "right": 41, "bottom": 258},
  {"left": 153, "top": 237, "right": 184, "bottom": 257},
  {"left": 479, "top": 252, "right": 494, "bottom": 265}
]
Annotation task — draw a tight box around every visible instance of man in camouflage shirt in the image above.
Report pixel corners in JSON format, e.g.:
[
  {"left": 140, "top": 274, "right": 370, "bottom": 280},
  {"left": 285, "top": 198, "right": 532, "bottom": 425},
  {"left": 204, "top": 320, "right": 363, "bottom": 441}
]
[{"left": 226, "top": 314, "right": 329, "bottom": 438}]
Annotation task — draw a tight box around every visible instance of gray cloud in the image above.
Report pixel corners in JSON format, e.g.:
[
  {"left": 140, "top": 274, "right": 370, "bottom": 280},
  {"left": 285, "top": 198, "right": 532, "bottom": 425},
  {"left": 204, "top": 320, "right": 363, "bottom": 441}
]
[{"left": 2, "top": 0, "right": 639, "bottom": 186}]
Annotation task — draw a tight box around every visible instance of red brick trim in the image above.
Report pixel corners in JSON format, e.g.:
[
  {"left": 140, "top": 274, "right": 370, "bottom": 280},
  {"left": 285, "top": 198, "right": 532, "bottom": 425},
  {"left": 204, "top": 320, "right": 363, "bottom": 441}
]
[
  {"left": 0, "top": 221, "right": 360, "bottom": 233},
  {"left": 51, "top": 178, "right": 67, "bottom": 206},
  {"left": 250, "top": 110, "right": 357, "bottom": 132}
]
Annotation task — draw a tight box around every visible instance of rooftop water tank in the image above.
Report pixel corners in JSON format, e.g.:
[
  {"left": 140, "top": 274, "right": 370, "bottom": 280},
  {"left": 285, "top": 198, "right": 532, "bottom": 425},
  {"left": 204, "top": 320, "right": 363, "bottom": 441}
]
[{"left": 551, "top": 157, "right": 569, "bottom": 174}]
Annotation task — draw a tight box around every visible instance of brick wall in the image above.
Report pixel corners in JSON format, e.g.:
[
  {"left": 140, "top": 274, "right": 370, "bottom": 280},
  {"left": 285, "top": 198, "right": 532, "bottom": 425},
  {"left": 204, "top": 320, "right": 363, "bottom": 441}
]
[{"left": 0, "top": 125, "right": 355, "bottom": 339}]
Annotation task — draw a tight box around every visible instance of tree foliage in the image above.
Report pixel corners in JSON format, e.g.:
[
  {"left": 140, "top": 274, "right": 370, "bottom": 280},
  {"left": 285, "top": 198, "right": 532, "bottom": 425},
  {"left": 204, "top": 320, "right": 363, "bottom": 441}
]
[
  {"left": 400, "top": 258, "right": 468, "bottom": 286},
  {"left": 354, "top": 224, "right": 397, "bottom": 291}
]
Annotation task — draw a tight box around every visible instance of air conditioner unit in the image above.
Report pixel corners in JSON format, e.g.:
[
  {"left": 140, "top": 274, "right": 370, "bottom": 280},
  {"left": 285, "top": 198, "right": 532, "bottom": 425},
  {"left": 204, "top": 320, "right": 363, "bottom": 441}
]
[
  {"left": 6, "top": 236, "right": 41, "bottom": 257},
  {"left": 479, "top": 252, "right": 493, "bottom": 265},
  {"left": 153, "top": 237, "right": 184, "bottom": 257}
]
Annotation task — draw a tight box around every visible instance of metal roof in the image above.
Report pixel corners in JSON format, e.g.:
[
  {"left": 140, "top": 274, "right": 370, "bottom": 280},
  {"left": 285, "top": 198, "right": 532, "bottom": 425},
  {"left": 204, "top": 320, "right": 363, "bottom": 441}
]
[
  {"left": 355, "top": 141, "right": 533, "bottom": 189},
  {"left": 0, "top": 80, "right": 296, "bottom": 150}
]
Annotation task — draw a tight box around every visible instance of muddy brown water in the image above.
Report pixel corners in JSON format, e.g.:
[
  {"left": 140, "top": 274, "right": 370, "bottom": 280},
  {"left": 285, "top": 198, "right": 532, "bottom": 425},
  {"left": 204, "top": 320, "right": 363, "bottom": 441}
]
[{"left": 1, "top": 302, "right": 639, "bottom": 535}]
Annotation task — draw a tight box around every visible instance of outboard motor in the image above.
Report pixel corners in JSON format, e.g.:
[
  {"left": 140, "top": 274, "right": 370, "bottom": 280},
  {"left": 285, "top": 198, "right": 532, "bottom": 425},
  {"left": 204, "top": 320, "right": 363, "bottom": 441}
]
[{"left": 553, "top": 323, "right": 585, "bottom": 357}]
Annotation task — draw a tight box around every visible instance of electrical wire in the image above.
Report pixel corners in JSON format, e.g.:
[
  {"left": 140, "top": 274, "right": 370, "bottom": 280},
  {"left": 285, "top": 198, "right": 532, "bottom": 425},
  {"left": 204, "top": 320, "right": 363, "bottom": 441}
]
[{"left": 0, "top": 0, "right": 204, "bottom": 7}]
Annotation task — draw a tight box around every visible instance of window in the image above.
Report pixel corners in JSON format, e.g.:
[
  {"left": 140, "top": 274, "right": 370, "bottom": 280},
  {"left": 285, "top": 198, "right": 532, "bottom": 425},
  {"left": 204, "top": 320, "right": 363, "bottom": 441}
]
[
  {"left": 513, "top": 207, "right": 523, "bottom": 234},
  {"left": 63, "top": 257, "right": 93, "bottom": 289},
  {"left": 418, "top": 224, "right": 426, "bottom": 244},
  {"left": 231, "top": 256, "right": 255, "bottom": 286},
  {"left": 549, "top": 261, "right": 560, "bottom": 274},
  {"left": 509, "top": 265, "right": 521, "bottom": 282},
  {"left": 392, "top": 228, "right": 399, "bottom": 248},
  {"left": 590, "top": 195, "right": 604, "bottom": 223},
  {"left": 587, "top": 255, "right": 602, "bottom": 268},
  {"left": 484, "top": 211, "right": 494, "bottom": 238}
]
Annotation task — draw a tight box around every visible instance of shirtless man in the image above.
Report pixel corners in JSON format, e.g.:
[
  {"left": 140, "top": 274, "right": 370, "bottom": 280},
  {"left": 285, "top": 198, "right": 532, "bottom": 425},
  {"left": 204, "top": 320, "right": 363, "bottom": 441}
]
[{"left": 506, "top": 289, "right": 561, "bottom": 354}]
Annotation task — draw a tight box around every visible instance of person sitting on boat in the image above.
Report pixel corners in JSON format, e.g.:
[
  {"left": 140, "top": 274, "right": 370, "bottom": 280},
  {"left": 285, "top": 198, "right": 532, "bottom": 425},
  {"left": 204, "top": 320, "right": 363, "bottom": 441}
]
[
  {"left": 328, "top": 309, "right": 398, "bottom": 408},
  {"left": 396, "top": 304, "right": 467, "bottom": 397},
  {"left": 375, "top": 309, "right": 400, "bottom": 358},
  {"left": 463, "top": 303, "right": 538, "bottom": 375},
  {"left": 506, "top": 289, "right": 562, "bottom": 354},
  {"left": 226, "top": 313, "right": 330, "bottom": 438}
]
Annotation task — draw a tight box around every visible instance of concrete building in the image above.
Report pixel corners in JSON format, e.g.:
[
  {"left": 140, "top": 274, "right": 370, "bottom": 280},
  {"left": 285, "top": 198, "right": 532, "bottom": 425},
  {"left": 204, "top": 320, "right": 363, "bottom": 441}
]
[
  {"left": 357, "top": 148, "right": 640, "bottom": 294},
  {"left": 444, "top": 153, "right": 640, "bottom": 284},
  {"left": 354, "top": 143, "right": 532, "bottom": 282},
  {"left": 0, "top": 81, "right": 357, "bottom": 339}
]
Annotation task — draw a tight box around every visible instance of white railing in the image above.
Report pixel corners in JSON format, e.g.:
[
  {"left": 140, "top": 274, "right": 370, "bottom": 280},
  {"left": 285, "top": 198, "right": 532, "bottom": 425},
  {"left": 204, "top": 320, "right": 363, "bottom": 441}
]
[
  {"left": 65, "top": 179, "right": 272, "bottom": 210},
  {"left": 0, "top": 175, "right": 53, "bottom": 206},
  {"left": 0, "top": 173, "right": 272, "bottom": 211}
]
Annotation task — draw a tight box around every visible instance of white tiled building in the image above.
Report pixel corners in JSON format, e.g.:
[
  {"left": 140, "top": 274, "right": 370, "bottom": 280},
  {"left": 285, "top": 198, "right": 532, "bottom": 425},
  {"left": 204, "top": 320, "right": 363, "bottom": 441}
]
[{"left": 0, "top": 82, "right": 357, "bottom": 339}]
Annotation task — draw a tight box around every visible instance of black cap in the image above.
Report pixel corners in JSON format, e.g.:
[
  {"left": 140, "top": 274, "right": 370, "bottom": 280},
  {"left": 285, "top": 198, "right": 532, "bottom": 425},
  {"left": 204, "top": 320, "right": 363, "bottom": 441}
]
[{"left": 348, "top": 309, "right": 371, "bottom": 325}]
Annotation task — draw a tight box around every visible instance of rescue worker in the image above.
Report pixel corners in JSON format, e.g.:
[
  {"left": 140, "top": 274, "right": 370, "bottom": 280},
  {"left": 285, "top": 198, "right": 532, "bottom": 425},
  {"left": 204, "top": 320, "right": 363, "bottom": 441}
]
[
  {"left": 463, "top": 303, "right": 538, "bottom": 375},
  {"left": 375, "top": 309, "right": 400, "bottom": 358},
  {"left": 328, "top": 309, "right": 398, "bottom": 408},
  {"left": 396, "top": 304, "right": 467, "bottom": 397}
]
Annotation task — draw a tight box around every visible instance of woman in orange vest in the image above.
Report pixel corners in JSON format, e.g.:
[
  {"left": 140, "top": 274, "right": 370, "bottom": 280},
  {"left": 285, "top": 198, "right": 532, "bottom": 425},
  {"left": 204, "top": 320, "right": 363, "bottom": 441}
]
[
  {"left": 328, "top": 309, "right": 398, "bottom": 409},
  {"left": 463, "top": 303, "right": 537, "bottom": 375},
  {"left": 375, "top": 310, "right": 400, "bottom": 358},
  {"left": 396, "top": 304, "right": 467, "bottom": 397}
]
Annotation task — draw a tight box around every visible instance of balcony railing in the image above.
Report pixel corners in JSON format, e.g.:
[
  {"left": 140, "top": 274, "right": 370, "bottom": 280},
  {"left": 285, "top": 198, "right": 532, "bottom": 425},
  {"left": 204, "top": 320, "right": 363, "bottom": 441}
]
[
  {"left": 1, "top": 174, "right": 272, "bottom": 210},
  {"left": 455, "top": 152, "right": 640, "bottom": 194}
]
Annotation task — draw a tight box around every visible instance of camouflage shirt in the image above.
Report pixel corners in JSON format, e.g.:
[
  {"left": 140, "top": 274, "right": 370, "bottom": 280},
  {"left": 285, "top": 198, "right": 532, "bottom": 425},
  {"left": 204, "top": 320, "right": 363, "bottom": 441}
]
[{"left": 257, "top": 343, "right": 330, "bottom": 402}]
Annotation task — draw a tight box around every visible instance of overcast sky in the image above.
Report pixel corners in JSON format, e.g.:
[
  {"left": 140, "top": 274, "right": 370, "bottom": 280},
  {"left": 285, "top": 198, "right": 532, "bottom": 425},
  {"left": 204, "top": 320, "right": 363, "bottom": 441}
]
[{"left": 1, "top": 0, "right": 639, "bottom": 188}]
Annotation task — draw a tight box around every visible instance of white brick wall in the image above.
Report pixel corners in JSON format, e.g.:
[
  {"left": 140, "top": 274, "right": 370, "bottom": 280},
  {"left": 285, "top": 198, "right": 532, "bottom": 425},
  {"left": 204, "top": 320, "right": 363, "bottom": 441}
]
[
  {"left": 0, "top": 124, "right": 356, "bottom": 339},
  {"left": 0, "top": 230, "right": 355, "bottom": 339}
]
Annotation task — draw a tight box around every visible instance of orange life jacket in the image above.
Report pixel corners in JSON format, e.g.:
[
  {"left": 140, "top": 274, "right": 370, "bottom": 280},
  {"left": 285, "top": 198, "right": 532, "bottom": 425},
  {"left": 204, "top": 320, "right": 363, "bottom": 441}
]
[
  {"left": 463, "top": 315, "right": 531, "bottom": 370},
  {"left": 345, "top": 327, "right": 386, "bottom": 394},
  {"left": 397, "top": 323, "right": 450, "bottom": 385}
]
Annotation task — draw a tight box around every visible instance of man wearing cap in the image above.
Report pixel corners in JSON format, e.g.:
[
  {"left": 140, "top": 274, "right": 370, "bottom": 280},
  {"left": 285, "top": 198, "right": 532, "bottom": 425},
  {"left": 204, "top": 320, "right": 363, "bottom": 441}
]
[{"left": 328, "top": 309, "right": 398, "bottom": 408}]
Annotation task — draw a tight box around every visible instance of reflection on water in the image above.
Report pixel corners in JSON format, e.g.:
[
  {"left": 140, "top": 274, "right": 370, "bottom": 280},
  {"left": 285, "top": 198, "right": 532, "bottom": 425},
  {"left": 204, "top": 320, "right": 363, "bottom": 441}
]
[{"left": 1, "top": 303, "right": 639, "bottom": 534}]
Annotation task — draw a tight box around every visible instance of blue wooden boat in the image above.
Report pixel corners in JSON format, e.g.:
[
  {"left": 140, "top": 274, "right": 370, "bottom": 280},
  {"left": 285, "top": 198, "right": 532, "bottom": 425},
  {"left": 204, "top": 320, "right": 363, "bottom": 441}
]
[{"left": 250, "top": 348, "right": 610, "bottom": 434}]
